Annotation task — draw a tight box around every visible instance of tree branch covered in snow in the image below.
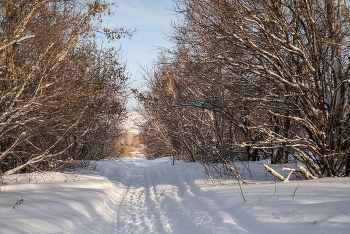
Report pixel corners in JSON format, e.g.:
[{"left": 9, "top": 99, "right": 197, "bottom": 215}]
[
  {"left": 137, "top": 0, "right": 350, "bottom": 178},
  {"left": 0, "top": 0, "right": 132, "bottom": 175}
]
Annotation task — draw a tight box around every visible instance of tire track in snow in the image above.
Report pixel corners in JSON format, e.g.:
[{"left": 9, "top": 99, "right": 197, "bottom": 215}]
[
  {"left": 150, "top": 161, "right": 250, "bottom": 234},
  {"left": 115, "top": 162, "right": 143, "bottom": 233},
  {"left": 114, "top": 161, "right": 170, "bottom": 233},
  {"left": 112, "top": 159, "right": 251, "bottom": 233},
  {"left": 142, "top": 163, "right": 172, "bottom": 233},
  {"left": 116, "top": 167, "right": 133, "bottom": 231}
]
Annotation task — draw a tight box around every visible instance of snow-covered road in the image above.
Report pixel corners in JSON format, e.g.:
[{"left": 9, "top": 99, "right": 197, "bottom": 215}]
[
  {"left": 0, "top": 157, "right": 350, "bottom": 234},
  {"left": 104, "top": 158, "right": 247, "bottom": 234},
  {"left": 114, "top": 159, "right": 168, "bottom": 233}
]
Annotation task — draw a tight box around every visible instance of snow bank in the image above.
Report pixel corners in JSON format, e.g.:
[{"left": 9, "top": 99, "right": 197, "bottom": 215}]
[
  {"left": 0, "top": 157, "right": 349, "bottom": 234},
  {"left": 0, "top": 171, "right": 123, "bottom": 233}
]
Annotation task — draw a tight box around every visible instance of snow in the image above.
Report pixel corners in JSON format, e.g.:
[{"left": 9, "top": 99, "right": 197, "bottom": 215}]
[{"left": 0, "top": 157, "right": 349, "bottom": 234}]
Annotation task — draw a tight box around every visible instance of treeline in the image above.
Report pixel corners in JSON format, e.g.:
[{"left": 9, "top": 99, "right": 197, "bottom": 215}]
[
  {"left": 0, "top": 0, "right": 131, "bottom": 175},
  {"left": 136, "top": 0, "right": 350, "bottom": 179}
]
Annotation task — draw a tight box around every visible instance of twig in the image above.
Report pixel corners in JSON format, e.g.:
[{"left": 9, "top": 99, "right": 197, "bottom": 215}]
[
  {"left": 336, "top": 208, "right": 350, "bottom": 216},
  {"left": 282, "top": 167, "right": 296, "bottom": 181},
  {"left": 238, "top": 181, "right": 246, "bottom": 203},
  {"left": 13, "top": 197, "right": 23, "bottom": 209},
  {"left": 291, "top": 184, "right": 300, "bottom": 200},
  {"left": 274, "top": 179, "right": 279, "bottom": 196},
  {"left": 299, "top": 166, "right": 317, "bottom": 180},
  {"left": 264, "top": 164, "right": 285, "bottom": 181},
  {"left": 270, "top": 211, "right": 280, "bottom": 219}
]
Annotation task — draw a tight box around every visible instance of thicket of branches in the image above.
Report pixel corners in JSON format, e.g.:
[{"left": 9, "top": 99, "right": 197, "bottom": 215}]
[
  {"left": 0, "top": 0, "right": 131, "bottom": 175},
  {"left": 136, "top": 0, "right": 350, "bottom": 179}
]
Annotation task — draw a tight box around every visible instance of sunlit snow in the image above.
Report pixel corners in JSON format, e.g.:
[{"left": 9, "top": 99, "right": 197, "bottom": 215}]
[{"left": 0, "top": 158, "right": 349, "bottom": 233}]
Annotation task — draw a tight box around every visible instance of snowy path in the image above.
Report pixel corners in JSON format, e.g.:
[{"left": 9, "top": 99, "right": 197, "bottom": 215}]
[
  {"left": 103, "top": 158, "right": 247, "bottom": 234},
  {"left": 0, "top": 157, "right": 350, "bottom": 234},
  {"left": 94, "top": 158, "right": 350, "bottom": 234},
  {"left": 115, "top": 160, "right": 165, "bottom": 233},
  {"left": 97, "top": 158, "right": 244, "bottom": 233}
]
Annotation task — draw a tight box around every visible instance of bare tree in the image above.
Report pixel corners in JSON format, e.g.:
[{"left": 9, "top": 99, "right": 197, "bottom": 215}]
[
  {"left": 201, "top": 0, "right": 350, "bottom": 177},
  {"left": 0, "top": 0, "right": 131, "bottom": 175},
  {"left": 139, "top": 0, "right": 350, "bottom": 178}
]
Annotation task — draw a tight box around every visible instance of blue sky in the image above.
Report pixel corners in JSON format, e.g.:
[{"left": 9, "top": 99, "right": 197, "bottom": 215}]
[{"left": 105, "top": 0, "right": 176, "bottom": 109}]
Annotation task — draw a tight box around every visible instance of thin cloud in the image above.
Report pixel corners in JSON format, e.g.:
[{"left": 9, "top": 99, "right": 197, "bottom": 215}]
[{"left": 117, "top": 2, "right": 173, "bottom": 27}]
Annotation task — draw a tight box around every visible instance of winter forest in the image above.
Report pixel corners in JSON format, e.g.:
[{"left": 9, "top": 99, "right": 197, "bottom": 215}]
[{"left": 0, "top": 0, "right": 350, "bottom": 233}]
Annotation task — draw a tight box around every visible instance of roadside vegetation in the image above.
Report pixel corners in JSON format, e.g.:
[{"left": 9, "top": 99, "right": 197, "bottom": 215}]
[
  {"left": 0, "top": 0, "right": 133, "bottom": 175},
  {"left": 136, "top": 0, "right": 350, "bottom": 180}
]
